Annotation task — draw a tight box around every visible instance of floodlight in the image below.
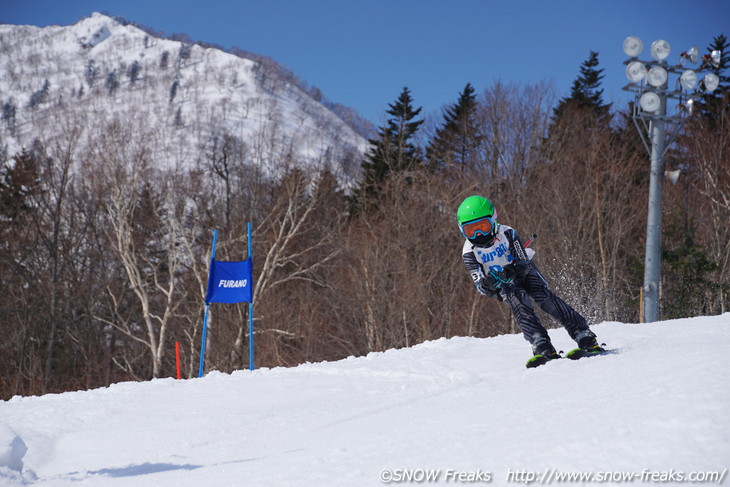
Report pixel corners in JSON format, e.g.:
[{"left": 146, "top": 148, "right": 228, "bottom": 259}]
[
  {"left": 650, "top": 39, "right": 671, "bottom": 61},
  {"left": 701, "top": 50, "right": 723, "bottom": 69},
  {"left": 711, "top": 50, "right": 722, "bottom": 67},
  {"left": 680, "top": 45, "right": 699, "bottom": 65},
  {"left": 639, "top": 91, "right": 661, "bottom": 112},
  {"left": 679, "top": 98, "right": 695, "bottom": 115},
  {"left": 665, "top": 169, "right": 681, "bottom": 185},
  {"left": 623, "top": 36, "right": 643, "bottom": 57},
  {"left": 625, "top": 61, "right": 647, "bottom": 83},
  {"left": 679, "top": 70, "right": 697, "bottom": 91},
  {"left": 647, "top": 66, "right": 668, "bottom": 87},
  {"left": 700, "top": 73, "right": 720, "bottom": 93}
]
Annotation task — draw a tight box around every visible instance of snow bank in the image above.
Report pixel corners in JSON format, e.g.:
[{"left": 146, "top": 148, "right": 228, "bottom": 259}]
[
  {"left": 0, "top": 425, "right": 27, "bottom": 472},
  {"left": 0, "top": 424, "right": 36, "bottom": 484}
]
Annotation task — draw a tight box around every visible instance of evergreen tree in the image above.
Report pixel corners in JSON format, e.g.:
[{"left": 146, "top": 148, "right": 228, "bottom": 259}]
[
  {"left": 662, "top": 214, "right": 719, "bottom": 318},
  {"left": 169, "top": 80, "right": 179, "bottom": 104},
  {"left": 128, "top": 60, "right": 141, "bottom": 86},
  {"left": 85, "top": 59, "right": 98, "bottom": 87},
  {"left": 2, "top": 98, "right": 17, "bottom": 133},
  {"left": 1, "top": 149, "right": 39, "bottom": 222},
  {"left": 160, "top": 51, "right": 170, "bottom": 70},
  {"left": 698, "top": 34, "right": 729, "bottom": 126},
  {"left": 178, "top": 43, "right": 192, "bottom": 61},
  {"left": 27, "top": 79, "right": 50, "bottom": 109},
  {"left": 106, "top": 70, "right": 119, "bottom": 96},
  {"left": 357, "top": 87, "right": 423, "bottom": 204},
  {"left": 426, "top": 83, "right": 481, "bottom": 171},
  {"left": 551, "top": 51, "right": 611, "bottom": 125},
  {"left": 174, "top": 107, "right": 184, "bottom": 127}
]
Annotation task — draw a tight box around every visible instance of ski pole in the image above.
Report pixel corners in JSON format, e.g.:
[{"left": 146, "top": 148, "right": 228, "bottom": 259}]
[{"left": 524, "top": 234, "right": 537, "bottom": 248}]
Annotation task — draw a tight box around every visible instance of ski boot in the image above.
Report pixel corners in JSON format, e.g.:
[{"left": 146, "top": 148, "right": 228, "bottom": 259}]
[
  {"left": 526, "top": 337, "right": 561, "bottom": 368},
  {"left": 565, "top": 330, "right": 605, "bottom": 360}
]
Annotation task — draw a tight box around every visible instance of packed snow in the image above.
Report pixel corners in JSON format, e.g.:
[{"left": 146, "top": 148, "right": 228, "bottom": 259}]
[{"left": 1, "top": 314, "right": 729, "bottom": 486}]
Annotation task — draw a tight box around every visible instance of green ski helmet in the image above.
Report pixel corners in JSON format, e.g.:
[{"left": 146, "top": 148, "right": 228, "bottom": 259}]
[{"left": 457, "top": 195, "right": 498, "bottom": 246}]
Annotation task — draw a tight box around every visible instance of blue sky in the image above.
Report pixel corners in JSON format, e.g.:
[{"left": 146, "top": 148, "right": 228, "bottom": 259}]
[{"left": 2, "top": 0, "right": 728, "bottom": 125}]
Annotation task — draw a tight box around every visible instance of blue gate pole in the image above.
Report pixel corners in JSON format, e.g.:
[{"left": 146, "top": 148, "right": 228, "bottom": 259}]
[
  {"left": 197, "top": 304, "right": 210, "bottom": 378},
  {"left": 198, "top": 230, "right": 218, "bottom": 378},
  {"left": 247, "top": 222, "right": 254, "bottom": 371}
]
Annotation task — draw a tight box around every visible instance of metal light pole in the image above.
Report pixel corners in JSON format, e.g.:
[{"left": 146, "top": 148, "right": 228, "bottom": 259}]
[
  {"left": 642, "top": 92, "right": 666, "bottom": 323},
  {"left": 622, "top": 36, "right": 721, "bottom": 322}
]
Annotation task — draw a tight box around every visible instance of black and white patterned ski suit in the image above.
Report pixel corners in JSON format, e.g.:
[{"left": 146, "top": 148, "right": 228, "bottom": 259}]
[{"left": 461, "top": 224, "right": 589, "bottom": 345}]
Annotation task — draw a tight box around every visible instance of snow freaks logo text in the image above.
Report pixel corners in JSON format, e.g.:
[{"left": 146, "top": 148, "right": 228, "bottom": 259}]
[
  {"left": 505, "top": 467, "right": 728, "bottom": 484},
  {"left": 378, "top": 467, "right": 728, "bottom": 484},
  {"left": 380, "top": 468, "right": 492, "bottom": 483}
]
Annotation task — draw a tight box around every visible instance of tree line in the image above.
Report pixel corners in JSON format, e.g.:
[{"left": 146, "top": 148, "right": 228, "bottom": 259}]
[{"left": 1, "top": 37, "right": 728, "bottom": 399}]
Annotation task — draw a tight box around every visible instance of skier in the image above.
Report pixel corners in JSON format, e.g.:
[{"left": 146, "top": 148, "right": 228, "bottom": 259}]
[{"left": 457, "top": 195, "right": 603, "bottom": 367}]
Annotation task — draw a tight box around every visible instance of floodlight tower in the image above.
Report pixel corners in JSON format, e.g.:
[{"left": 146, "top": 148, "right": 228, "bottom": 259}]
[{"left": 622, "top": 36, "right": 721, "bottom": 322}]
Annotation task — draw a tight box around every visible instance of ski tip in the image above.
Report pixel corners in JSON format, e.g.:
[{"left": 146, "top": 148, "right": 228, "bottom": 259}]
[
  {"left": 565, "top": 347, "right": 616, "bottom": 360},
  {"left": 525, "top": 354, "right": 560, "bottom": 368}
]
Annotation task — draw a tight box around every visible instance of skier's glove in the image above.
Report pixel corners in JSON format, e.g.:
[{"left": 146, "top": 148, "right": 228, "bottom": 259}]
[
  {"left": 504, "top": 260, "right": 531, "bottom": 279},
  {"left": 471, "top": 270, "right": 490, "bottom": 296},
  {"left": 477, "top": 277, "right": 501, "bottom": 297},
  {"left": 478, "top": 269, "right": 513, "bottom": 297},
  {"left": 515, "top": 260, "right": 531, "bottom": 277}
]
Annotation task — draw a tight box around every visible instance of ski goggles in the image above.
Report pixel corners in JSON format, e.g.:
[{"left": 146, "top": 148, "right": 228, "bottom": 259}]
[{"left": 460, "top": 216, "right": 495, "bottom": 239}]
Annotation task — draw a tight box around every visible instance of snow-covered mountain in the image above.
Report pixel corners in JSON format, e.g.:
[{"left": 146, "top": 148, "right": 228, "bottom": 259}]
[
  {"left": 0, "top": 13, "right": 368, "bottom": 179},
  {"left": 1, "top": 314, "right": 728, "bottom": 486}
]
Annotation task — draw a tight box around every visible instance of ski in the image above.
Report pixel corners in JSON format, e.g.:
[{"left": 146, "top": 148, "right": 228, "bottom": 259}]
[
  {"left": 525, "top": 353, "right": 561, "bottom": 368},
  {"left": 565, "top": 347, "right": 616, "bottom": 360},
  {"left": 526, "top": 346, "right": 617, "bottom": 368}
]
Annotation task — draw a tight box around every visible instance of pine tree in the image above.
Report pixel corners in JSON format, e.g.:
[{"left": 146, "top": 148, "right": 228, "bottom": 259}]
[
  {"left": 174, "top": 107, "right": 184, "bottom": 127},
  {"left": 357, "top": 87, "right": 423, "bottom": 204},
  {"left": 551, "top": 51, "right": 611, "bottom": 125},
  {"left": 2, "top": 98, "right": 17, "bottom": 133},
  {"left": 426, "top": 83, "right": 481, "bottom": 171},
  {"left": 1, "top": 149, "right": 39, "bottom": 222},
  {"left": 160, "top": 51, "right": 170, "bottom": 70},
  {"left": 662, "top": 213, "right": 719, "bottom": 318},
  {"left": 698, "top": 34, "right": 729, "bottom": 126},
  {"left": 85, "top": 59, "right": 98, "bottom": 87},
  {"left": 169, "top": 80, "right": 179, "bottom": 103},
  {"left": 178, "top": 43, "right": 192, "bottom": 62},
  {"left": 27, "top": 79, "right": 50, "bottom": 109},
  {"left": 106, "top": 70, "right": 119, "bottom": 96},
  {"left": 128, "top": 60, "right": 141, "bottom": 86}
]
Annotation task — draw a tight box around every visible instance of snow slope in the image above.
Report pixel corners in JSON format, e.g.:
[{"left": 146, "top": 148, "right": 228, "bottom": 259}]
[{"left": 1, "top": 314, "right": 729, "bottom": 486}]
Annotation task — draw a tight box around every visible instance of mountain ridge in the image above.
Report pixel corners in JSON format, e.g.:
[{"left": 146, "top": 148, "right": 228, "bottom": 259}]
[{"left": 0, "top": 12, "right": 368, "bottom": 181}]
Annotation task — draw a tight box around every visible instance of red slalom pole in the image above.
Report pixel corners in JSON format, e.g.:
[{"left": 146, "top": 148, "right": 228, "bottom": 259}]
[{"left": 175, "top": 342, "right": 181, "bottom": 379}]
